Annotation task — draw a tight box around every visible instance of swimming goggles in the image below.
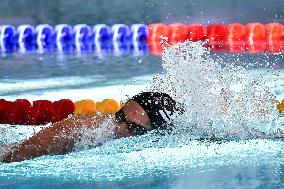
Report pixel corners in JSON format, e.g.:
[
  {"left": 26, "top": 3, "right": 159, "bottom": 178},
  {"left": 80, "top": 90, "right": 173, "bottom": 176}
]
[{"left": 115, "top": 109, "right": 148, "bottom": 135}]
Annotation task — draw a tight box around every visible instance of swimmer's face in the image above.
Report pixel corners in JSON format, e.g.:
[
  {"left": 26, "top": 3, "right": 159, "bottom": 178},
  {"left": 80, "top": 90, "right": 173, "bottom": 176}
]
[{"left": 115, "top": 100, "right": 151, "bottom": 138}]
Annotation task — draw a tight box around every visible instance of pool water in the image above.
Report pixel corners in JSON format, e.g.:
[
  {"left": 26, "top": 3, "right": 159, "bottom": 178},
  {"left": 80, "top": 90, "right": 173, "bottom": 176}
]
[
  {"left": 0, "top": 53, "right": 161, "bottom": 100},
  {"left": 1, "top": 43, "right": 284, "bottom": 189}
]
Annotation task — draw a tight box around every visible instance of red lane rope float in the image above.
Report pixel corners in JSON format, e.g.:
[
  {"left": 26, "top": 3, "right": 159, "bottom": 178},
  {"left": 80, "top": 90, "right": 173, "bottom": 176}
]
[
  {"left": 245, "top": 23, "right": 266, "bottom": 53},
  {"left": 168, "top": 23, "right": 189, "bottom": 44},
  {"left": 31, "top": 100, "right": 55, "bottom": 125},
  {"left": 226, "top": 23, "right": 246, "bottom": 53},
  {"left": 148, "top": 22, "right": 284, "bottom": 55},
  {"left": 148, "top": 23, "right": 169, "bottom": 42},
  {"left": 0, "top": 99, "right": 12, "bottom": 124},
  {"left": 148, "top": 42, "right": 163, "bottom": 56},
  {"left": 188, "top": 23, "right": 207, "bottom": 42},
  {"left": 148, "top": 23, "right": 169, "bottom": 56},
  {"left": 6, "top": 99, "right": 33, "bottom": 125},
  {"left": 0, "top": 99, "right": 75, "bottom": 125},
  {"left": 265, "top": 23, "right": 284, "bottom": 53},
  {"left": 207, "top": 24, "right": 227, "bottom": 51},
  {"left": 53, "top": 99, "right": 75, "bottom": 123}
]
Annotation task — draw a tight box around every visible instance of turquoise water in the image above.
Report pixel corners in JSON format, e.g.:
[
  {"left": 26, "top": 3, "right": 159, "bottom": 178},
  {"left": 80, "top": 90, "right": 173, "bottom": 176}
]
[
  {"left": 1, "top": 126, "right": 284, "bottom": 189},
  {"left": 1, "top": 49, "right": 284, "bottom": 188}
]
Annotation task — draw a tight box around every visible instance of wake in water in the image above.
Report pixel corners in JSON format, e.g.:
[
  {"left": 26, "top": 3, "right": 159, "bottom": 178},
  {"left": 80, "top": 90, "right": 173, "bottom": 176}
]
[{"left": 149, "top": 40, "right": 284, "bottom": 139}]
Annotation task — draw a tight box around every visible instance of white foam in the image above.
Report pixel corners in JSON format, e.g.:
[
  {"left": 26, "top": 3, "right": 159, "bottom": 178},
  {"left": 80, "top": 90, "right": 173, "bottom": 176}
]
[{"left": 150, "top": 40, "right": 283, "bottom": 138}]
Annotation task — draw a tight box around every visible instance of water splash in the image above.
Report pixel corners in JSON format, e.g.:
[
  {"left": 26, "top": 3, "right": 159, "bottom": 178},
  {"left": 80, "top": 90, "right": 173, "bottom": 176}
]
[
  {"left": 74, "top": 117, "right": 116, "bottom": 151},
  {"left": 149, "top": 40, "right": 283, "bottom": 139}
]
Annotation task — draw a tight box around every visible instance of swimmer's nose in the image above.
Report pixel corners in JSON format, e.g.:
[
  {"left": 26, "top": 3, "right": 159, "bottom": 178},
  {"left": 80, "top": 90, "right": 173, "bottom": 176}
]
[{"left": 115, "top": 123, "right": 132, "bottom": 138}]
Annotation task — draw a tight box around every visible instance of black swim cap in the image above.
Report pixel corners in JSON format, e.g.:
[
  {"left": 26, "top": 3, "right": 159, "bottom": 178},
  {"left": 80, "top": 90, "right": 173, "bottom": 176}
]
[{"left": 131, "top": 92, "right": 179, "bottom": 130}]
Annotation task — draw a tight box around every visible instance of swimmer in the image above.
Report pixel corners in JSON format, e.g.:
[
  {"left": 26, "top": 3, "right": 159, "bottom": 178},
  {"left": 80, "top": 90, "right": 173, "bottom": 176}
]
[{"left": 2, "top": 92, "right": 180, "bottom": 163}]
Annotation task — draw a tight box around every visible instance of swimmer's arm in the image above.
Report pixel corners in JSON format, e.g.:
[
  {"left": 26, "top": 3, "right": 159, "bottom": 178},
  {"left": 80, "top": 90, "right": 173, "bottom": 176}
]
[{"left": 2, "top": 115, "right": 100, "bottom": 163}]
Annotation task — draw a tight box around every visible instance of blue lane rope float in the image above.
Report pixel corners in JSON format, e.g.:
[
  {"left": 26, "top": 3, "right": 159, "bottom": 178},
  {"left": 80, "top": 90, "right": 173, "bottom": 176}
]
[
  {"left": 35, "top": 24, "right": 54, "bottom": 52},
  {"left": 111, "top": 24, "right": 130, "bottom": 43},
  {"left": 54, "top": 24, "right": 73, "bottom": 52},
  {"left": 73, "top": 24, "right": 92, "bottom": 52},
  {"left": 92, "top": 24, "right": 112, "bottom": 55},
  {"left": 0, "top": 24, "right": 149, "bottom": 55},
  {"left": 15, "top": 25, "right": 35, "bottom": 52},
  {"left": 130, "top": 24, "right": 148, "bottom": 53},
  {"left": 0, "top": 25, "right": 15, "bottom": 52}
]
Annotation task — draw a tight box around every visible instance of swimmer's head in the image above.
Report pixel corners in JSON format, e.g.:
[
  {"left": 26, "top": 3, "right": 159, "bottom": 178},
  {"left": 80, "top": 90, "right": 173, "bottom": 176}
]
[
  {"left": 114, "top": 92, "right": 180, "bottom": 137},
  {"left": 130, "top": 92, "right": 179, "bottom": 130}
]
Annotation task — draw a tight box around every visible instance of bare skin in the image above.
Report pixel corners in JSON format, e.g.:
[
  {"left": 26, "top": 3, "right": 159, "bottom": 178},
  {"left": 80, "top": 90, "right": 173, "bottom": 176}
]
[
  {"left": 2, "top": 100, "right": 151, "bottom": 163},
  {"left": 2, "top": 115, "right": 101, "bottom": 163}
]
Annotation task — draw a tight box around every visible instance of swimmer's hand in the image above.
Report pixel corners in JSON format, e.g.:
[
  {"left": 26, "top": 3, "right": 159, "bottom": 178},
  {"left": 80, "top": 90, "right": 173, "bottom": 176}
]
[{"left": 2, "top": 115, "right": 105, "bottom": 163}]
